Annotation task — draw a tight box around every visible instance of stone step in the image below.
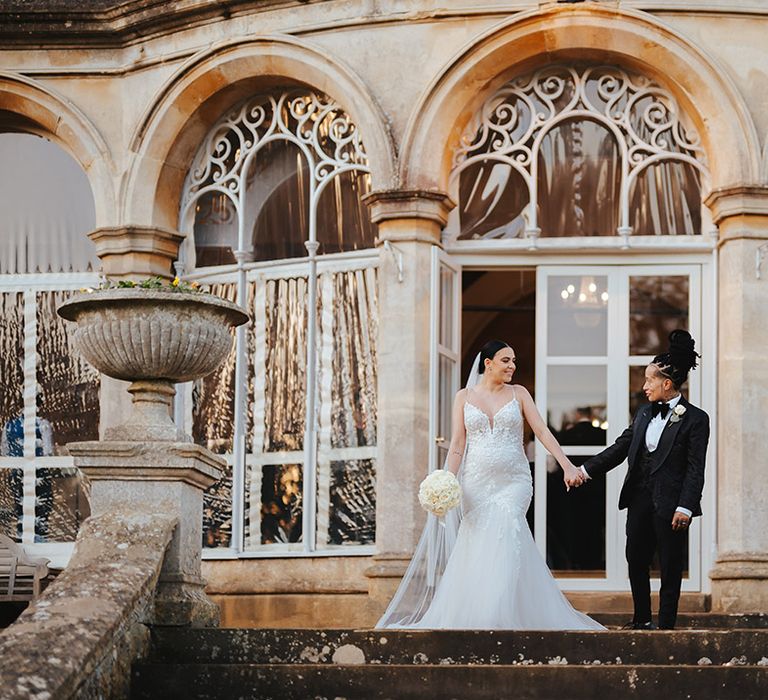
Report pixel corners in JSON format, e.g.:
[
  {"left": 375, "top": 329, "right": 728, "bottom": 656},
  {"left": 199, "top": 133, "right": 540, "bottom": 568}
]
[
  {"left": 145, "top": 627, "right": 768, "bottom": 666},
  {"left": 590, "top": 612, "right": 768, "bottom": 629},
  {"left": 566, "top": 591, "right": 710, "bottom": 613},
  {"left": 130, "top": 662, "right": 768, "bottom": 700}
]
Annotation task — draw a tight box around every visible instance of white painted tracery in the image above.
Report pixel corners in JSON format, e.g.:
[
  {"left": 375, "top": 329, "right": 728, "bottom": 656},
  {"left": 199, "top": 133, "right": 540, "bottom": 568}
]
[{"left": 450, "top": 65, "right": 710, "bottom": 245}]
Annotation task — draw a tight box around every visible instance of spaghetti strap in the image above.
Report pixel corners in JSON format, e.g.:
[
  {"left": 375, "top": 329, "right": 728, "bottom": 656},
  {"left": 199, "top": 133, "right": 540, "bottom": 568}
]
[{"left": 512, "top": 385, "right": 516, "bottom": 402}]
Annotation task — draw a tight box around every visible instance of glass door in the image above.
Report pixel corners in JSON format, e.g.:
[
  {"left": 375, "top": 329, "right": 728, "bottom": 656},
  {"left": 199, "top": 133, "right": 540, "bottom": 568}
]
[
  {"left": 429, "top": 248, "right": 461, "bottom": 473},
  {"left": 535, "top": 265, "right": 701, "bottom": 590}
]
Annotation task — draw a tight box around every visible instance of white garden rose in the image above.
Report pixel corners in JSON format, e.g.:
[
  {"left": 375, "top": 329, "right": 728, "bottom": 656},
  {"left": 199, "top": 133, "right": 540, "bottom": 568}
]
[{"left": 418, "top": 470, "right": 461, "bottom": 517}]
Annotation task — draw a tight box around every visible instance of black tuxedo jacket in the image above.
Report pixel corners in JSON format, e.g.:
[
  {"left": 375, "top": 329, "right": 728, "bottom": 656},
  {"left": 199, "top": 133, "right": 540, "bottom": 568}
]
[{"left": 583, "top": 397, "right": 710, "bottom": 521}]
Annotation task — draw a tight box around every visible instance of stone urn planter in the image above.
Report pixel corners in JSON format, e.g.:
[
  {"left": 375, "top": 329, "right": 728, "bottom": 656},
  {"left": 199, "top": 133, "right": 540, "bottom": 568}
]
[
  {"left": 58, "top": 288, "right": 249, "bottom": 626},
  {"left": 58, "top": 288, "right": 249, "bottom": 442}
]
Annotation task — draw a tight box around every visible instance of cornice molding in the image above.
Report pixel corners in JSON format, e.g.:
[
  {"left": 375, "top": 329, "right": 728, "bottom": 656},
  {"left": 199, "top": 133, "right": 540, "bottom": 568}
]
[
  {"left": 2, "top": 2, "right": 768, "bottom": 49},
  {"left": 0, "top": 0, "right": 325, "bottom": 47}
]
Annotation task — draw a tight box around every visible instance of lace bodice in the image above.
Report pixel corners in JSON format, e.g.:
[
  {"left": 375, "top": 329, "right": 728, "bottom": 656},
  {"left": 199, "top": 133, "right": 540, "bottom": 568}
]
[{"left": 463, "top": 399, "right": 527, "bottom": 473}]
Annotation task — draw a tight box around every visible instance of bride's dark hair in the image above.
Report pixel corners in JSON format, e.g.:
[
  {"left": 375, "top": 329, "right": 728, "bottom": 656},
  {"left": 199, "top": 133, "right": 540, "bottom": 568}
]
[
  {"left": 652, "top": 330, "right": 700, "bottom": 389},
  {"left": 477, "top": 339, "right": 511, "bottom": 374}
]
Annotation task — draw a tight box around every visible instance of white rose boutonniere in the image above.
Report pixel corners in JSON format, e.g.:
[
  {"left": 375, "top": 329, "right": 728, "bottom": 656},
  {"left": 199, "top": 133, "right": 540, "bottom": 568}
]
[{"left": 669, "top": 404, "right": 687, "bottom": 423}]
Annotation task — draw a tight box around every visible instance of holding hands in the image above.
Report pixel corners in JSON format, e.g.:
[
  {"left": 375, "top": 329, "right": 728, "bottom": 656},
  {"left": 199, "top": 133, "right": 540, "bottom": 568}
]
[{"left": 562, "top": 460, "right": 586, "bottom": 491}]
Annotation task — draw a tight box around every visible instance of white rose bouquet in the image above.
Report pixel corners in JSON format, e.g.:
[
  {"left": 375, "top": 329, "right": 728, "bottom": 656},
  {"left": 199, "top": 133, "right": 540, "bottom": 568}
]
[{"left": 418, "top": 470, "right": 461, "bottom": 517}]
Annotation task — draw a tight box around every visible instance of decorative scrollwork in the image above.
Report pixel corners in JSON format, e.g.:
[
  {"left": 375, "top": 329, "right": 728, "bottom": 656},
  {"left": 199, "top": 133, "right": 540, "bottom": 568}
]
[
  {"left": 181, "top": 89, "right": 370, "bottom": 225},
  {"left": 451, "top": 64, "right": 709, "bottom": 237}
]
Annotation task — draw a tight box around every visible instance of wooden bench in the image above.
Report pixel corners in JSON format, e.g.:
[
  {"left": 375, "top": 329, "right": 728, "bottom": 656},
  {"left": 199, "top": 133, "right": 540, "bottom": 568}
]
[{"left": 0, "top": 534, "right": 49, "bottom": 602}]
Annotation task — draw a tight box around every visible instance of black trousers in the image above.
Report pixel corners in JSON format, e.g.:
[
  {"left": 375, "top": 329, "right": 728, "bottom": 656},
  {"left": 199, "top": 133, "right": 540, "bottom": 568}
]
[{"left": 626, "top": 486, "right": 688, "bottom": 629}]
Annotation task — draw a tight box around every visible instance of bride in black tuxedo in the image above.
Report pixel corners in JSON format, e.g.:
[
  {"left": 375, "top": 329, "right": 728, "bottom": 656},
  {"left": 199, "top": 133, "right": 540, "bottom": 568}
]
[{"left": 581, "top": 330, "right": 710, "bottom": 630}]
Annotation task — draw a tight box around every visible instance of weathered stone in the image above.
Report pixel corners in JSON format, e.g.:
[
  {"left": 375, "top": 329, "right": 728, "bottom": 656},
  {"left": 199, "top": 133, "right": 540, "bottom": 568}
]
[
  {"left": 132, "top": 627, "right": 768, "bottom": 699},
  {"left": 88, "top": 225, "right": 185, "bottom": 281},
  {"left": 143, "top": 627, "right": 768, "bottom": 667},
  {"left": 57, "top": 289, "right": 249, "bottom": 383},
  {"left": 363, "top": 190, "right": 454, "bottom": 605},
  {"left": 0, "top": 509, "right": 176, "bottom": 700},
  {"left": 68, "top": 441, "right": 224, "bottom": 628}
]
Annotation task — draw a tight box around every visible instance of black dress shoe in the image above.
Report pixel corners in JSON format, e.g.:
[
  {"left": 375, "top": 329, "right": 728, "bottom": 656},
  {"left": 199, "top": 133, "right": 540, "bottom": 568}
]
[{"left": 628, "top": 621, "right": 657, "bottom": 630}]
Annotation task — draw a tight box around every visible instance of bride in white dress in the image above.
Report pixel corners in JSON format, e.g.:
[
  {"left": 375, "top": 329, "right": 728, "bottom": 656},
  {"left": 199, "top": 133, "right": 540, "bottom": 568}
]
[{"left": 377, "top": 340, "right": 604, "bottom": 630}]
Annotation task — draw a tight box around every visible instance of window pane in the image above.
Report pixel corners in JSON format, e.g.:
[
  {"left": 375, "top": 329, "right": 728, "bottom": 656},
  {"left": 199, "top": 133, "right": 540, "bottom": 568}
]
[
  {"left": 457, "top": 163, "right": 527, "bottom": 240},
  {"left": 192, "top": 192, "right": 238, "bottom": 267},
  {"left": 331, "top": 269, "right": 378, "bottom": 449},
  {"left": 0, "top": 468, "right": 23, "bottom": 540},
  {"left": 547, "top": 365, "right": 607, "bottom": 445},
  {"left": 630, "top": 163, "right": 702, "bottom": 237},
  {"left": 0, "top": 293, "right": 24, "bottom": 457},
  {"left": 260, "top": 463, "right": 303, "bottom": 545},
  {"left": 547, "top": 276, "right": 608, "bottom": 356},
  {"left": 629, "top": 275, "right": 689, "bottom": 356},
  {"left": 452, "top": 64, "right": 705, "bottom": 241},
  {"left": 203, "top": 464, "right": 232, "bottom": 549},
  {"left": 0, "top": 133, "right": 97, "bottom": 274},
  {"left": 246, "top": 141, "right": 309, "bottom": 262},
  {"left": 35, "top": 467, "right": 90, "bottom": 543},
  {"left": 438, "top": 354, "right": 455, "bottom": 448},
  {"left": 263, "top": 278, "right": 308, "bottom": 452},
  {"left": 538, "top": 120, "right": 620, "bottom": 237},
  {"left": 547, "top": 454, "right": 606, "bottom": 575},
  {"left": 36, "top": 291, "right": 100, "bottom": 453},
  {"left": 328, "top": 459, "right": 375, "bottom": 545},
  {"left": 316, "top": 171, "right": 375, "bottom": 254}
]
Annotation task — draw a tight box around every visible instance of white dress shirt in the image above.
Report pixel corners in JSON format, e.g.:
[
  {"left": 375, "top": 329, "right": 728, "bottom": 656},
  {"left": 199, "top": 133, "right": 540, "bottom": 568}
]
[{"left": 581, "top": 394, "right": 692, "bottom": 518}]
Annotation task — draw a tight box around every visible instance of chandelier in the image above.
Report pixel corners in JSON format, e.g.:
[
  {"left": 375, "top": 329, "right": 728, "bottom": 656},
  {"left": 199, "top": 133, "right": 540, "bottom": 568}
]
[{"left": 559, "top": 276, "right": 608, "bottom": 328}]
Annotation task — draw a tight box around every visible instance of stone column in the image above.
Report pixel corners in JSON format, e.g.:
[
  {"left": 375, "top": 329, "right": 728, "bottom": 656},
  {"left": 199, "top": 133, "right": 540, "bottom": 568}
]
[
  {"left": 88, "top": 225, "right": 185, "bottom": 281},
  {"left": 362, "top": 189, "right": 455, "bottom": 605},
  {"left": 88, "top": 225, "right": 185, "bottom": 437},
  {"left": 705, "top": 186, "right": 768, "bottom": 612}
]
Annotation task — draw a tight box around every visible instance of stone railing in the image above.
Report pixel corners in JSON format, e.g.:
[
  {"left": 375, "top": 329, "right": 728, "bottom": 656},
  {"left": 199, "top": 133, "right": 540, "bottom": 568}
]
[
  {"left": 0, "top": 509, "right": 176, "bottom": 699},
  {"left": 0, "top": 283, "right": 248, "bottom": 698}
]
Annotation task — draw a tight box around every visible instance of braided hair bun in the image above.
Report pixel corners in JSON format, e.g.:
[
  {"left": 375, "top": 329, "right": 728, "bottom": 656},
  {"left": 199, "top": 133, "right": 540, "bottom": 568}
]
[{"left": 652, "top": 330, "right": 700, "bottom": 389}]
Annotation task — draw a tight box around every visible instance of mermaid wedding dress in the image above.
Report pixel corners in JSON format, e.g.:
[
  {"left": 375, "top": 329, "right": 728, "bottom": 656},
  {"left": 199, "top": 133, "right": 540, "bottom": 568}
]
[{"left": 377, "top": 386, "right": 604, "bottom": 630}]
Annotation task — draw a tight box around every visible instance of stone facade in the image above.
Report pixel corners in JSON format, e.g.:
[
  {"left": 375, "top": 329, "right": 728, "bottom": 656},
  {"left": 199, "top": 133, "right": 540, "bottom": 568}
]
[{"left": 1, "top": 0, "right": 768, "bottom": 622}]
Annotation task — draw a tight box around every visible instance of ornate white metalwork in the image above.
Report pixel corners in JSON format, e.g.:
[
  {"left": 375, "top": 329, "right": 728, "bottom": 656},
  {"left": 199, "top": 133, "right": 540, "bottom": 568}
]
[
  {"left": 180, "top": 89, "right": 371, "bottom": 555},
  {"left": 181, "top": 89, "right": 370, "bottom": 226},
  {"left": 451, "top": 65, "right": 709, "bottom": 242}
]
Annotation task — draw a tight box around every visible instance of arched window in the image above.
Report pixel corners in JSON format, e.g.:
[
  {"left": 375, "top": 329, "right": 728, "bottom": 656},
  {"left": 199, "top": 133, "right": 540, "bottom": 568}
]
[
  {"left": 181, "top": 89, "right": 375, "bottom": 267},
  {"left": 449, "top": 65, "right": 709, "bottom": 243},
  {"left": 0, "top": 132, "right": 98, "bottom": 548},
  {"left": 179, "top": 89, "right": 378, "bottom": 555}
]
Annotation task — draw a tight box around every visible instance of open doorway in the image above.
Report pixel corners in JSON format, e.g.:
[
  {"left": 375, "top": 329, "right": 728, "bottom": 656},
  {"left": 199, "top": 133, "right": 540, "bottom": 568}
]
[{"left": 461, "top": 269, "right": 537, "bottom": 534}]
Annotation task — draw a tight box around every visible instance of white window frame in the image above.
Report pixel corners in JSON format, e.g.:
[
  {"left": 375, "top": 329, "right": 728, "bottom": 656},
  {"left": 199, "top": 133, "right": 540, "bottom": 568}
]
[
  {"left": 183, "top": 252, "right": 379, "bottom": 560},
  {"left": 429, "top": 247, "right": 462, "bottom": 474},
  {"left": 0, "top": 272, "right": 100, "bottom": 569}
]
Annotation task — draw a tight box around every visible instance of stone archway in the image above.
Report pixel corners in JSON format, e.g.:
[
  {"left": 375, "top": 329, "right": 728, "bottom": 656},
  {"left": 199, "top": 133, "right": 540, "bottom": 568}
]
[
  {"left": 400, "top": 4, "right": 760, "bottom": 195},
  {"left": 0, "top": 72, "right": 116, "bottom": 226},
  {"left": 123, "top": 34, "right": 397, "bottom": 230}
]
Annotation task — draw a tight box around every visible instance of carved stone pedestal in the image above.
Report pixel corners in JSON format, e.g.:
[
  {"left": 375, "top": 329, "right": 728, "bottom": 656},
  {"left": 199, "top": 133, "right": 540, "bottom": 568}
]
[{"left": 69, "top": 441, "right": 224, "bottom": 626}]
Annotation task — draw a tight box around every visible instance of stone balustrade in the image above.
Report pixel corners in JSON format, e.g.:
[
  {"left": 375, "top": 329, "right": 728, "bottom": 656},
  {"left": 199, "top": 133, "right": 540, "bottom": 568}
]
[{"left": 0, "top": 509, "right": 176, "bottom": 699}]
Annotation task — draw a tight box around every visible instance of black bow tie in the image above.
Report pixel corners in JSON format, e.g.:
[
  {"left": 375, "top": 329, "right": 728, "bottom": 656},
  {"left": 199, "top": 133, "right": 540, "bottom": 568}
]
[{"left": 651, "top": 401, "right": 671, "bottom": 419}]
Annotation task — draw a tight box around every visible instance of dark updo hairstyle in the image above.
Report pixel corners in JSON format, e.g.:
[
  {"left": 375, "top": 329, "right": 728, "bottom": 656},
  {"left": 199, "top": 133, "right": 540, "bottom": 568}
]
[
  {"left": 652, "top": 330, "right": 700, "bottom": 389},
  {"left": 478, "top": 339, "right": 511, "bottom": 374}
]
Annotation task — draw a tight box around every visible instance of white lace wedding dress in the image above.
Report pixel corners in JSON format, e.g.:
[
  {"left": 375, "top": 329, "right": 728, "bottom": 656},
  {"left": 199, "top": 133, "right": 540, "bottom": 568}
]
[{"left": 377, "top": 392, "right": 604, "bottom": 630}]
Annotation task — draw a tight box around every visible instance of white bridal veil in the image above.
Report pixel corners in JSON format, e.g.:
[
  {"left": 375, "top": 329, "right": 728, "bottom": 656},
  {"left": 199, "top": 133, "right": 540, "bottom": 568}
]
[{"left": 375, "top": 353, "right": 483, "bottom": 628}]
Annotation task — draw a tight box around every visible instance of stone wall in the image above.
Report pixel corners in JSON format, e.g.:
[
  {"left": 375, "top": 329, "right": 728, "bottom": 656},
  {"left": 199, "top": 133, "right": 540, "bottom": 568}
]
[{"left": 0, "top": 509, "right": 176, "bottom": 699}]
